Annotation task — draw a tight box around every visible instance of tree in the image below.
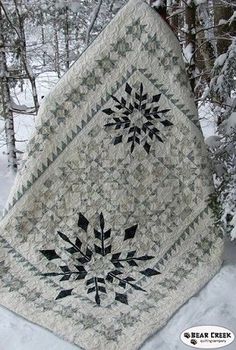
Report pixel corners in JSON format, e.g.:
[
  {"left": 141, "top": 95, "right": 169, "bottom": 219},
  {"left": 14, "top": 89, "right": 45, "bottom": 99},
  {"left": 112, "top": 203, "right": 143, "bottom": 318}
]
[
  {"left": 185, "top": 0, "right": 196, "bottom": 92},
  {"left": 214, "top": 0, "right": 236, "bottom": 55},
  {"left": 86, "top": 0, "right": 103, "bottom": 47},
  {"left": 0, "top": 0, "right": 40, "bottom": 113},
  {"left": 0, "top": 6, "right": 17, "bottom": 171}
]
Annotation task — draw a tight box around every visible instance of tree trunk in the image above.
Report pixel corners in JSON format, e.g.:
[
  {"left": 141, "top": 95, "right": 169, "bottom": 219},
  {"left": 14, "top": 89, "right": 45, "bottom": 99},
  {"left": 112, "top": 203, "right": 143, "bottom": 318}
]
[
  {"left": 12, "top": 0, "right": 39, "bottom": 113},
  {"left": 214, "top": 0, "right": 236, "bottom": 55},
  {"left": 40, "top": 11, "right": 46, "bottom": 67},
  {"left": 0, "top": 7, "right": 17, "bottom": 172},
  {"left": 54, "top": 27, "right": 60, "bottom": 77},
  {"left": 64, "top": 5, "right": 70, "bottom": 70},
  {"left": 185, "top": 0, "right": 196, "bottom": 92},
  {"left": 53, "top": 3, "right": 60, "bottom": 78},
  {"left": 74, "top": 12, "right": 80, "bottom": 54},
  {"left": 86, "top": 0, "right": 103, "bottom": 47},
  {"left": 195, "top": 0, "right": 216, "bottom": 88},
  {"left": 170, "top": 0, "right": 180, "bottom": 36}
]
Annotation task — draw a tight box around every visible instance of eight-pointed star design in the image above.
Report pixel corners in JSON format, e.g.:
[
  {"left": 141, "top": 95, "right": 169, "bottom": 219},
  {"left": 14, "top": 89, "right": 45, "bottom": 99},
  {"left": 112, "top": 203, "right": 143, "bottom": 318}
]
[
  {"left": 40, "top": 212, "right": 160, "bottom": 306},
  {"left": 103, "top": 82, "right": 173, "bottom": 154}
]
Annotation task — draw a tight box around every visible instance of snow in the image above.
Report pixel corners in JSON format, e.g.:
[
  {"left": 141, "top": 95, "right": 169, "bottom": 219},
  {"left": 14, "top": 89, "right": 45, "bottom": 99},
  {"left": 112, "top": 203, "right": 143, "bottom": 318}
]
[
  {"left": 55, "top": 0, "right": 66, "bottom": 10},
  {"left": 193, "top": 0, "right": 207, "bottom": 5},
  {"left": 143, "top": 248, "right": 236, "bottom": 350},
  {"left": 151, "top": 0, "right": 165, "bottom": 8},
  {"left": 0, "top": 306, "right": 79, "bottom": 350},
  {"left": 69, "top": 1, "right": 81, "bottom": 13},
  {"left": 0, "top": 72, "right": 235, "bottom": 350},
  {"left": 229, "top": 11, "right": 236, "bottom": 26},
  {"left": 0, "top": 156, "right": 15, "bottom": 214},
  {"left": 183, "top": 43, "right": 193, "bottom": 64},
  {"left": 205, "top": 135, "right": 221, "bottom": 148},
  {"left": 216, "top": 74, "right": 224, "bottom": 88},
  {"left": 214, "top": 53, "right": 227, "bottom": 68},
  {"left": 223, "top": 111, "right": 236, "bottom": 135},
  {"left": 198, "top": 102, "right": 217, "bottom": 138},
  {"left": 218, "top": 12, "right": 236, "bottom": 27},
  {"left": 230, "top": 215, "right": 236, "bottom": 241},
  {"left": 231, "top": 230, "right": 236, "bottom": 242},
  {"left": 181, "top": 24, "right": 189, "bottom": 34}
]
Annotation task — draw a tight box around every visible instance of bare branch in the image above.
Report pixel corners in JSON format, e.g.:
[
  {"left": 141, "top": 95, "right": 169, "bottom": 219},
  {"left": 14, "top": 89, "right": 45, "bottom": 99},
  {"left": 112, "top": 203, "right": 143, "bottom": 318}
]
[
  {"left": 0, "top": 0, "right": 21, "bottom": 40},
  {"left": 86, "top": 0, "right": 103, "bottom": 47}
]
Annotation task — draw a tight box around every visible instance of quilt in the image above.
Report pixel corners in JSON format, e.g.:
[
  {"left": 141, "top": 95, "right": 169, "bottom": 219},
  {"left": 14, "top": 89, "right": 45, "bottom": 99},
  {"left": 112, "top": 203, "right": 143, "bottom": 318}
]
[{"left": 0, "top": 1, "right": 224, "bottom": 349}]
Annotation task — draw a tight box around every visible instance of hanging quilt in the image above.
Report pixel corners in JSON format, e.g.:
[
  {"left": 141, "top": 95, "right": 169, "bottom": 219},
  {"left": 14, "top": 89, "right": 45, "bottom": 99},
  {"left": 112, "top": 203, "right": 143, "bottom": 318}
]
[{"left": 0, "top": 0, "right": 224, "bottom": 349}]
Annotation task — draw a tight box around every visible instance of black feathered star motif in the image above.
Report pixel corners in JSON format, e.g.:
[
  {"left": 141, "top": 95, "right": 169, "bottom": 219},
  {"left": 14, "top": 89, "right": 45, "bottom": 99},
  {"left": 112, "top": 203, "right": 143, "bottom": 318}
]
[
  {"left": 40, "top": 212, "right": 160, "bottom": 306},
  {"left": 103, "top": 82, "right": 173, "bottom": 154}
]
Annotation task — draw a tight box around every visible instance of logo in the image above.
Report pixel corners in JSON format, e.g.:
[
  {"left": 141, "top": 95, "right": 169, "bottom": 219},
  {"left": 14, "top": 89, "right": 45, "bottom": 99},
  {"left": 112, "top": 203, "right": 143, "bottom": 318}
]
[{"left": 180, "top": 326, "right": 235, "bottom": 349}]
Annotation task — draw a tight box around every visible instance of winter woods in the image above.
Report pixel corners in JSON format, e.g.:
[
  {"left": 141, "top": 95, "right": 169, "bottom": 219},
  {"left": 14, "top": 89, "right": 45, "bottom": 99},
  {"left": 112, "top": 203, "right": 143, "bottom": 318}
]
[{"left": 0, "top": 0, "right": 235, "bottom": 237}]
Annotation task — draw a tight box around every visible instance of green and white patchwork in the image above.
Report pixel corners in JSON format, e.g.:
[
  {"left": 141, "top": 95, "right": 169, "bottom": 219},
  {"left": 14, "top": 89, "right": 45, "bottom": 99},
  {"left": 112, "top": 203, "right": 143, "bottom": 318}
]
[{"left": 0, "top": 1, "right": 223, "bottom": 349}]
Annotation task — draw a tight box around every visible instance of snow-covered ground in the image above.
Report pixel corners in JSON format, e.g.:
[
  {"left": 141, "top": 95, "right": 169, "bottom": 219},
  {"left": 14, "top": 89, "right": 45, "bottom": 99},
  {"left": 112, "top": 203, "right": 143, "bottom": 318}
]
[{"left": 0, "top": 75, "right": 236, "bottom": 350}]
